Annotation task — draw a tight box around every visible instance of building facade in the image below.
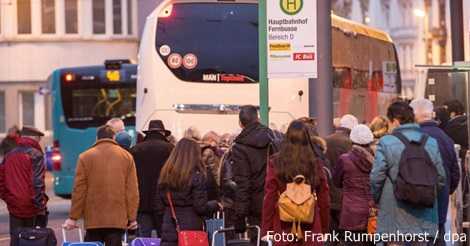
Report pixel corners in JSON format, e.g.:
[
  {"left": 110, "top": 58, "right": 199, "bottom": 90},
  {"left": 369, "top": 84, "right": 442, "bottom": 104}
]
[{"left": 0, "top": 0, "right": 139, "bottom": 134}]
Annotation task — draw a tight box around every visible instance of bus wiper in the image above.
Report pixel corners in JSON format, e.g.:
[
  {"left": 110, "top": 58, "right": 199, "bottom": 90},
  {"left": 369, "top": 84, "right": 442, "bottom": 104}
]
[{"left": 249, "top": 21, "right": 258, "bottom": 27}]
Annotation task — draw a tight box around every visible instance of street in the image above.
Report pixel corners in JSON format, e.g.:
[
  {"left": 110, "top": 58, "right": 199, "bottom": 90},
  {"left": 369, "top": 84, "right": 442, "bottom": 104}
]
[{"left": 0, "top": 173, "right": 82, "bottom": 246}]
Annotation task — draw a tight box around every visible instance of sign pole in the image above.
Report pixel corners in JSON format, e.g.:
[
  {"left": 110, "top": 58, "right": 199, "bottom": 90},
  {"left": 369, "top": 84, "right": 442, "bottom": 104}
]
[
  {"left": 259, "top": 0, "right": 269, "bottom": 125},
  {"left": 309, "top": 0, "right": 333, "bottom": 136}
]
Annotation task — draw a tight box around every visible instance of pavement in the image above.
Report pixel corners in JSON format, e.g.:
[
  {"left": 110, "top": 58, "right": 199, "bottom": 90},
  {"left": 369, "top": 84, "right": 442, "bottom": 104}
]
[{"left": 0, "top": 172, "right": 82, "bottom": 246}]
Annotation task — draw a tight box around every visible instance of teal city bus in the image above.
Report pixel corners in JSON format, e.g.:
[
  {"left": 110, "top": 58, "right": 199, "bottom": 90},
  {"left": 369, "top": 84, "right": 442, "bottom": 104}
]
[{"left": 49, "top": 60, "right": 137, "bottom": 198}]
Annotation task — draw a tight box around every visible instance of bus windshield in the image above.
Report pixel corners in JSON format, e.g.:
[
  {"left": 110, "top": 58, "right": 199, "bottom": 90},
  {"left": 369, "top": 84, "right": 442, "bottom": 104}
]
[
  {"left": 61, "top": 83, "right": 136, "bottom": 128},
  {"left": 156, "top": 3, "right": 259, "bottom": 83}
]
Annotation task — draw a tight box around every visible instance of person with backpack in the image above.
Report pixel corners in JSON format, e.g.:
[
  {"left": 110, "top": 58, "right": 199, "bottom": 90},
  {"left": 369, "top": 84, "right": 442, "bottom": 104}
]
[
  {"left": 370, "top": 101, "right": 446, "bottom": 244},
  {"left": 410, "top": 99, "right": 460, "bottom": 246},
  {"left": 155, "top": 138, "right": 222, "bottom": 246},
  {"left": 333, "top": 124, "right": 375, "bottom": 245},
  {"left": 262, "top": 120, "right": 330, "bottom": 246}
]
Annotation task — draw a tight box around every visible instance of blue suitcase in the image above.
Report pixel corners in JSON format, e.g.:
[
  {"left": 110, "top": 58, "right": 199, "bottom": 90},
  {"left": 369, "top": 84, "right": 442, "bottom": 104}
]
[
  {"left": 61, "top": 228, "right": 103, "bottom": 246},
  {"left": 206, "top": 212, "right": 225, "bottom": 246},
  {"left": 130, "top": 238, "right": 161, "bottom": 246}
]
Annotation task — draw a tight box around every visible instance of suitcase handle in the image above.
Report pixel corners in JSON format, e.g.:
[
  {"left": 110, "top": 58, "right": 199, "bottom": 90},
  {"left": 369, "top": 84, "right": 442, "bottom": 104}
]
[
  {"left": 211, "top": 225, "right": 260, "bottom": 246},
  {"left": 61, "top": 227, "right": 83, "bottom": 242}
]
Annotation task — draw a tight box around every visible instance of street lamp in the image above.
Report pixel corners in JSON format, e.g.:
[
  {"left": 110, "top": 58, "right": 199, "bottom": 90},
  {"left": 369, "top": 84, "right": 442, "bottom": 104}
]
[{"left": 414, "top": 9, "right": 426, "bottom": 18}]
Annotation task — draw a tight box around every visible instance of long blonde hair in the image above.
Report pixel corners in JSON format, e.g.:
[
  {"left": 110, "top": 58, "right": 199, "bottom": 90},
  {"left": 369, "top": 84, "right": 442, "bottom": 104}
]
[{"left": 159, "top": 138, "right": 205, "bottom": 191}]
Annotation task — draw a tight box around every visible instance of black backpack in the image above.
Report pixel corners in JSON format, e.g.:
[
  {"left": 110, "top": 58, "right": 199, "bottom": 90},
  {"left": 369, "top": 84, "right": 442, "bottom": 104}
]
[{"left": 391, "top": 132, "right": 438, "bottom": 208}]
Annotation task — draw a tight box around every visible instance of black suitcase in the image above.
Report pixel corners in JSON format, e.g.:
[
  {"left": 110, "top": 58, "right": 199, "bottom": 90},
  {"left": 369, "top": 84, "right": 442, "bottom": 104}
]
[{"left": 12, "top": 227, "right": 57, "bottom": 246}]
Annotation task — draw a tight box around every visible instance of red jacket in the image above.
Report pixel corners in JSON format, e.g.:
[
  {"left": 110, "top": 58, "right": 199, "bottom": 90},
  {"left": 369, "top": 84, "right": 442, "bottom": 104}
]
[
  {"left": 0, "top": 137, "right": 47, "bottom": 218},
  {"left": 262, "top": 157, "right": 330, "bottom": 246}
]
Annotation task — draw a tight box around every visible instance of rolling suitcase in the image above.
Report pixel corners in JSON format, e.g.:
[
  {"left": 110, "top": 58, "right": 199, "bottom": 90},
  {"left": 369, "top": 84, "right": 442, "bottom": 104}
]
[
  {"left": 130, "top": 238, "right": 161, "bottom": 246},
  {"left": 206, "top": 212, "right": 225, "bottom": 246},
  {"left": 13, "top": 227, "right": 57, "bottom": 246},
  {"left": 211, "top": 225, "right": 260, "bottom": 246},
  {"left": 61, "top": 228, "right": 103, "bottom": 246}
]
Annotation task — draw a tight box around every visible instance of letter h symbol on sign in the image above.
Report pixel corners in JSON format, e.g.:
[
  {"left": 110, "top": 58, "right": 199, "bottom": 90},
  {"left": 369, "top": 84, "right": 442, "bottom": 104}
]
[{"left": 287, "top": 0, "right": 297, "bottom": 11}]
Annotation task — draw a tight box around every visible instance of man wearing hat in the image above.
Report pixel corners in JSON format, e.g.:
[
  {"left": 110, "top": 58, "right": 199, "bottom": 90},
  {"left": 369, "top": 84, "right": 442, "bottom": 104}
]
[
  {"left": 130, "top": 120, "right": 174, "bottom": 237},
  {"left": 0, "top": 126, "right": 48, "bottom": 244}
]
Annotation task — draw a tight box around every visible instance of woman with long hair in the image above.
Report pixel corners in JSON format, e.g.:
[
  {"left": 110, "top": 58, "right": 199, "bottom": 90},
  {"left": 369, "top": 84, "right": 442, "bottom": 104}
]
[
  {"left": 262, "top": 120, "right": 330, "bottom": 246},
  {"left": 156, "top": 138, "right": 221, "bottom": 246}
]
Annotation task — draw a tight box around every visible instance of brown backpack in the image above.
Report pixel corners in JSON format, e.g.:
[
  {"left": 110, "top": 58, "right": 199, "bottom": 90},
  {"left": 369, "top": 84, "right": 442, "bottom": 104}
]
[{"left": 278, "top": 175, "right": 317, "bottom": 239}]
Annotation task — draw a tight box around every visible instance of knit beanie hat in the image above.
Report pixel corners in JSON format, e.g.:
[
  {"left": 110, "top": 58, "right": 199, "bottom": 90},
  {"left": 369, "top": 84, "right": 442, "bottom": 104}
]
[{"left": 350, "top": 124, "right": 374, "bottom": 145}]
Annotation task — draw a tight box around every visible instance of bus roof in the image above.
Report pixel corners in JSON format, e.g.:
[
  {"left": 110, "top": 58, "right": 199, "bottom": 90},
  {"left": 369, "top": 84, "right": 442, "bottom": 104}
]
[
  {"left": 151, "top": 1, "right": 393, "bottom": 43},
  {"left": 54, "top": 63, "right": 137, "bottom": 74},
  {"left": 331, "top": 14, "right": 393, "bottom": 43}
]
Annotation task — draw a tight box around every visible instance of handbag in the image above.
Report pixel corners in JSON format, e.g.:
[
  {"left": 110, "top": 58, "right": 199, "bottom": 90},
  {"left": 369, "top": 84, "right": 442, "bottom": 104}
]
[{"left": 166, "top": 192, "right": 209, "bottom": 246}]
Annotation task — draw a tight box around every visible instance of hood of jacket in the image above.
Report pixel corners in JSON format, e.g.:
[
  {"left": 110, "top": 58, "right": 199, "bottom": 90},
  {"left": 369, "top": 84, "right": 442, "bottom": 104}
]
[
  {"left": 350, "top": 145, "right": 374, "bottom": 173},
  {"left": 235, "top": 122, "right": 273, "bottom": 149},
  {"left": 17, "top": 137, "right": 42, "bottom": 152}
]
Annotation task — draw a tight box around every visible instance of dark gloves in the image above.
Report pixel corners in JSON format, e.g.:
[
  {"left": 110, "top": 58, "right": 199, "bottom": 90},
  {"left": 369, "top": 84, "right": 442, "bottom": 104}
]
[{"left": 234, "top": 216, "right": 247, "bottom": 233}]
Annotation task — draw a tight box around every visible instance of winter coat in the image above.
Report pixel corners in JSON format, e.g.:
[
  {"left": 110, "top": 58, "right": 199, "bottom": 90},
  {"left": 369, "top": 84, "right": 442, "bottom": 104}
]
[
  {"left": 156, "top": 171, "right": 219, "bottom": 246},
  {"left": 325, "top": 127, "right": 352, "bottom": 211},
  {"left": 370, "top": 124, "right": 446, "bottom": 236},
  {"left": 443, "top": 115, "right": 468, "bottom": 160},
  {"left": 130, "top": 133, "right": 174, "bottom": 213},
  {"left": 333, "top": 145, "right": 374, "bottom": 231},
  {"left": 0, "top": 137, "right": 47, "bottom": 218},
  {"left": 231, "top": 122, "right": 276, "bottom": 225},
  {"left": 262, "top": 156, "right": 330, "bottom": 246},
  {"left": 70, "top": 139, "right": 139, "bottom": 230},
  {"left": 420, "top": 120, "right": 460, "bottom": 226}
]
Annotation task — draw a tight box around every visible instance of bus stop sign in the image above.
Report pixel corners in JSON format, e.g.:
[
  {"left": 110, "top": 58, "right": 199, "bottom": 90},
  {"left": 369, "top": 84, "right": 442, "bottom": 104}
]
[{"left": 267, "top": 0, "right": 317, "bottom": 78}]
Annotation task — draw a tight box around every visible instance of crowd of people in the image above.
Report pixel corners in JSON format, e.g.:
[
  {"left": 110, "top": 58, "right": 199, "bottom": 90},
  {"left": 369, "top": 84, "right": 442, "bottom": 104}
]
[{"left": 1, "top": 99, "right": 469, "bottom": 246}]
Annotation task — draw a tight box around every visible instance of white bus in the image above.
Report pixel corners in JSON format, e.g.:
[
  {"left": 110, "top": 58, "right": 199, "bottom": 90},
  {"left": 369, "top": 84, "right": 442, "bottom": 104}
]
[{"left": 137, "top": 0, "right": 401, "bottom": 138}]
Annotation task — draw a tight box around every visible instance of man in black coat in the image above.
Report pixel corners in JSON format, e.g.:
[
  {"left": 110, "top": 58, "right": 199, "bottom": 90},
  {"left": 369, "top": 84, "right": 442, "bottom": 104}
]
[
  {"left": 130, "top": 120, "right": 174, "bottom": 237},
  {"left": 231, "top": 105, "right": 276, "bottom": 234},
  {"left": 443, "top": 100, "right": 468, "bottom": 160}
]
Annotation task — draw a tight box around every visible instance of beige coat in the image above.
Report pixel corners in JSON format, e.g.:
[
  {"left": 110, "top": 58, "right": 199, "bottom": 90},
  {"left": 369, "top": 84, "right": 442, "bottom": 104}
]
[{"left": 70, "top": 139, "right": 139, "bottom": 229}]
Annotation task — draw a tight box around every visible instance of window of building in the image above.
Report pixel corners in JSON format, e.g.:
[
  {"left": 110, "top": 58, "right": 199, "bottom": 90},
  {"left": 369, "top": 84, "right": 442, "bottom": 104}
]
[
  {"left": 127, "top": 0, "right": 133, "bottom": 35},
  {"left": 42, "top": 0, "right": 56, "bottom": 33},
  {"left": 93, "top": 0, "right": 106, "bottom": 34},
  {"left": 0, "top": 92, "right": 5, "bottom": 133},
  {"left": 113, "top": 0, "right": 122, "bottom": 34},
  {"left": 17, "top": 0, "right": 32, "bottom": 34},
  {"left": 20, "top": 92, "right": 35, "bottom": 127},
  {"left": 65, "top": 0, "right": 78, "bottom": 34}
]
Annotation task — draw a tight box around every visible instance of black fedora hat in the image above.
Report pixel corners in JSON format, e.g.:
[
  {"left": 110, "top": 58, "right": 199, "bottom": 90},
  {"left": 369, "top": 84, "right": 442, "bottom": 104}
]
[{"left": 144, "top": 120, "right": 171, "bottom": 136}]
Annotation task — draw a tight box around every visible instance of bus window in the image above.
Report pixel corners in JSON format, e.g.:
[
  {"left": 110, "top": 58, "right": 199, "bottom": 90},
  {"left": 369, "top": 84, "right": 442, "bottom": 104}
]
[
  {"left": 61, "top": 85, "right": 136, "bottom": 128},
  {"left": 155, "top": 3, "right": 258, "bottom": 83}
]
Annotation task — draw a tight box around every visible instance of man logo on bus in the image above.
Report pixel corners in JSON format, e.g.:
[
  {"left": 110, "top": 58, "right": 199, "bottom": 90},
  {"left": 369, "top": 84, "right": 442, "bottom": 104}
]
[{"left": 280, "top": 0, "right": 303, "bottom": 15}]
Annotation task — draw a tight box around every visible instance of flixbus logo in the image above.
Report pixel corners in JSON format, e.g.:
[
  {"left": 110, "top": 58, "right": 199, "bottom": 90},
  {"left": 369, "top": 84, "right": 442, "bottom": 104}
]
[{"left": 280, "top": 0, "right": 303, "bottom": 15}]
